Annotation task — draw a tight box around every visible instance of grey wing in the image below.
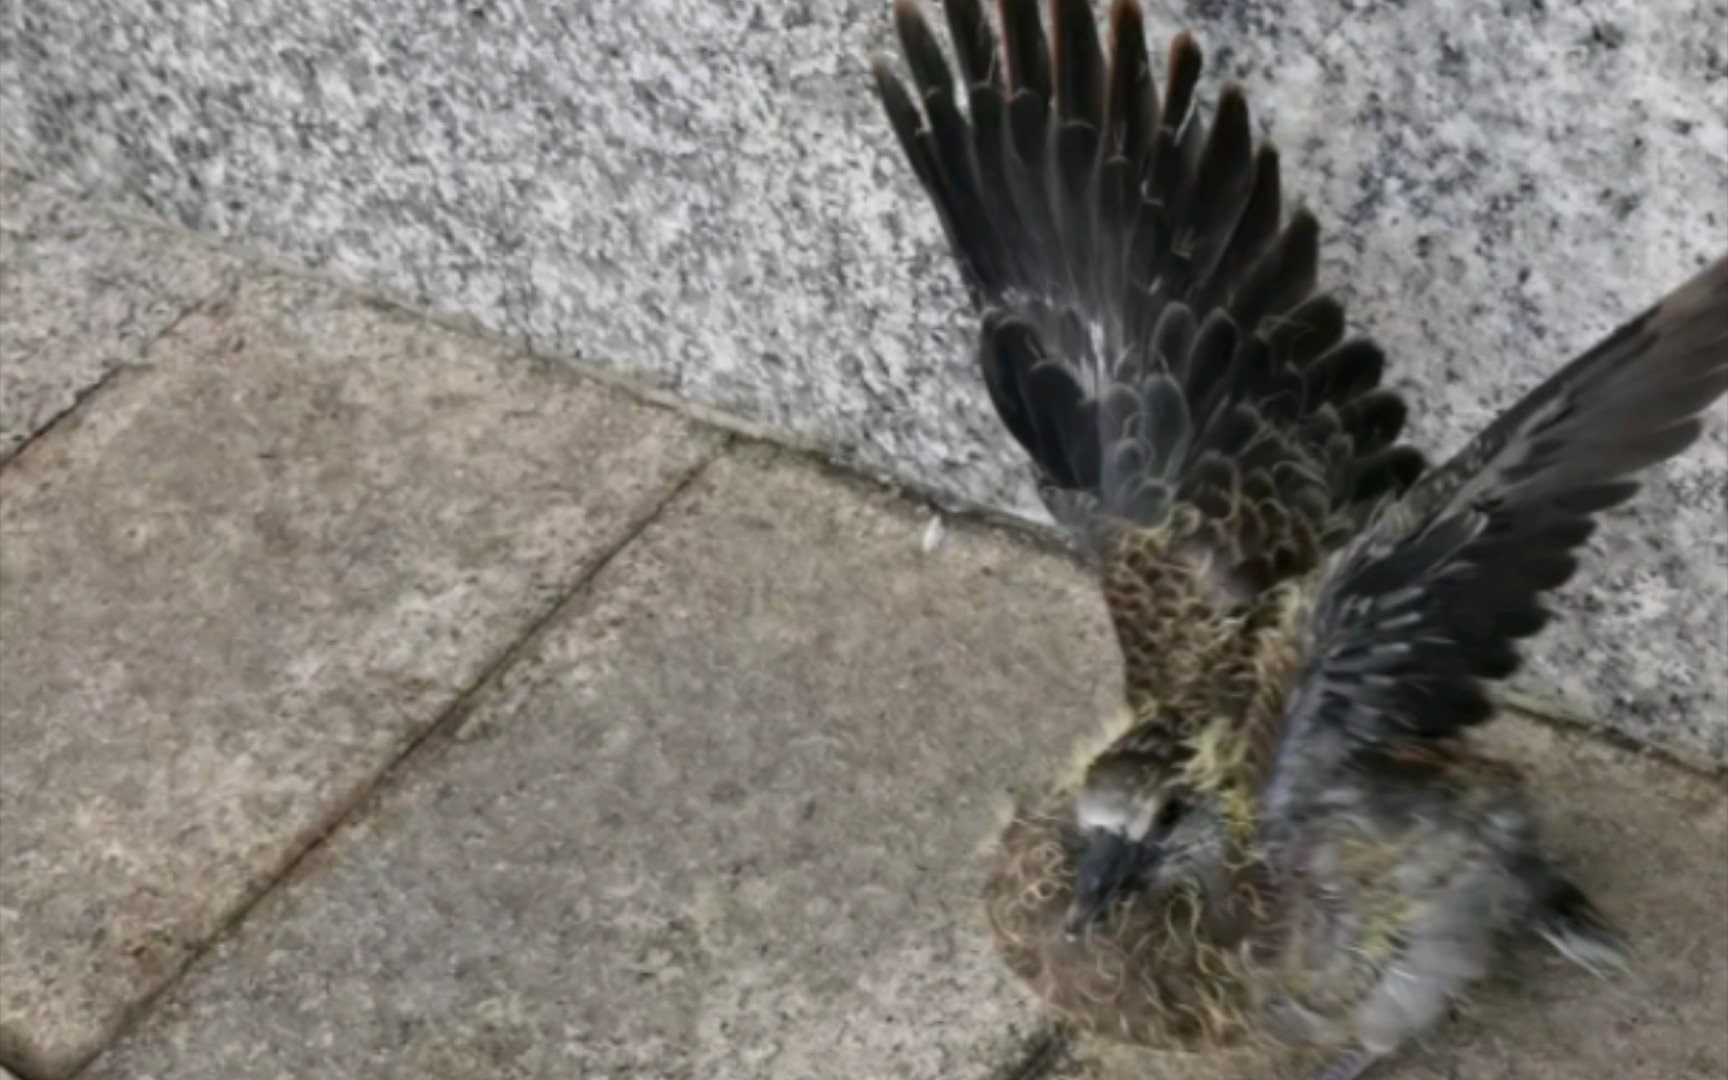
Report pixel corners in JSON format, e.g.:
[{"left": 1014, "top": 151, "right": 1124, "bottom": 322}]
[
  {"left": 1267, "top": 255, "right": 1728, "bottom": 795},
  {"left": 873, "top": 0, "right": 1423, "bottom": 600}
]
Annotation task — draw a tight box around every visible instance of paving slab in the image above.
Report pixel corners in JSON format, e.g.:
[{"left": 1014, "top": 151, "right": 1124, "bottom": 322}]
[
  {"left": 77, "top": 448, "right": 1728, "bottom": 1080},
  {"left": 77, "top": 447, "right": 1124, "bottom": 1080},
  {"left": 0, "top": 272, "right": 720, "bottom": 1078},
  {"left": 1050, "top": 719, "right": 1728, "bottom": 1080},
  {"left": 0, "top": 168, "right": 239, "bottom": 460}
]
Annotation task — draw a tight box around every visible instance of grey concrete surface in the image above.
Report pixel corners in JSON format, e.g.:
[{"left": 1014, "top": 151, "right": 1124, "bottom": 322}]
[
  {"left": 77, "top": 447, "right": 1123, "bottom": 1080},
  {"left": 1049, "top": 720, "right": 1728, "bottom": 1080},
  {"left": 0, "top": 270, "right": 720, "bottom": 1078},
  {"left": 72, "top": 448, "right": 1728, "bottom": 1080},
  {"left": 4, "top": 0, "right": 1725, "bottom": 762},
  {"left": 0, "top": 164, "right": 239, "bottom": 459}
]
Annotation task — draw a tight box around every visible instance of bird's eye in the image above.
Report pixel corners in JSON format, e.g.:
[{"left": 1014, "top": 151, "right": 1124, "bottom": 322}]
[{"left": 1154, "top": 799, "right": 1183, "bottom": 830}]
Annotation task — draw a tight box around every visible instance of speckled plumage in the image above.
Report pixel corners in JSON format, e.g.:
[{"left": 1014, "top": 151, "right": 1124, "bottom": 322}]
[{"left": 873, "top": 1, "right": 1728, "bottom": 1076}]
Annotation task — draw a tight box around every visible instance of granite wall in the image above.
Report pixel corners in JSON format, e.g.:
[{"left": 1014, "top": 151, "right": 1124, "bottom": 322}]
[{"left": 4, "top": 0, "right": 1725, "bottom": 762}]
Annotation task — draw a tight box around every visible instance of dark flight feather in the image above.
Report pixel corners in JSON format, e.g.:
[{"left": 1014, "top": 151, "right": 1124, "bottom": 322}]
[
  {"left": 873, "top": 0, "right": 1424, "bottom": 612},
  {"left": 1276, "top": 256, "right": 1728, "bottom": 762}
]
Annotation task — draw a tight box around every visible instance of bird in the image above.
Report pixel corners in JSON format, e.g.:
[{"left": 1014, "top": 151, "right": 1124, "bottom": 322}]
[{"left": 868, "top": 1, "right": 1728, "bottom": 1078}]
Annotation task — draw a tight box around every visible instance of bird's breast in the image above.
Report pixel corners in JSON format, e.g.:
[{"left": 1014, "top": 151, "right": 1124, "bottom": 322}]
[{"left": 982, "top": 792, "right": 1265, "bottom": 1049}]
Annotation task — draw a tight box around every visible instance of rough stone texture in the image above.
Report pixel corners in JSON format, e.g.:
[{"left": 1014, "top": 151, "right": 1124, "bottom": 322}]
[
  {"left": 3, "top": 0, "right": 1723, "bottom": 761},
  {"left": 0, "top": 165, "right": 238, "bottom": 459},
  {"left": 76, "top": 448, "right": 1123, "bottom": 1080},
  {"left": 0, "top": 271, "right": 720, "bottom": 1079},
  {"left": 1045, "top": 720, "right": 1728, "bottom": 1080}
]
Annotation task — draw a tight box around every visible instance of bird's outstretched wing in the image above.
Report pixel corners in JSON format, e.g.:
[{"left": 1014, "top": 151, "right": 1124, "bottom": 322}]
[
  {"left": 1263, "top": 256, "right": 1728, "bottom": 802},
  {"left": 873, "top": 0, "right": 1423, "bottom": 707}
]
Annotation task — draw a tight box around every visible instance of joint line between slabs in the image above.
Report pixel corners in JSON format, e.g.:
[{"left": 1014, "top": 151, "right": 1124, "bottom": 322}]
[{"left": 62, "top": 437, "right": 731, "bottom": 1079}]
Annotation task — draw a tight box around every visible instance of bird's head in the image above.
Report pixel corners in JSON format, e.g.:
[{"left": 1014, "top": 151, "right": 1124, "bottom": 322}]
[{"left": 1063, "top": 747, "right": 1206, "bottom": 938}]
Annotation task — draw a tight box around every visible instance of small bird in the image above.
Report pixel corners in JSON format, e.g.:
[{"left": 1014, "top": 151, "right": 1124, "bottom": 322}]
[{"left": 870, "top": 2, "right": 1728, "bottom": 1077}]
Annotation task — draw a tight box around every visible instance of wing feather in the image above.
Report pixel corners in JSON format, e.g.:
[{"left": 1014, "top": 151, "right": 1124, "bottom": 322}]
[
  {"left": 1263, "top": 257, "right": 1728, "bottom": 803},
  {"left": 874, "top": 1, "right": 1424, "bottom": 626}
]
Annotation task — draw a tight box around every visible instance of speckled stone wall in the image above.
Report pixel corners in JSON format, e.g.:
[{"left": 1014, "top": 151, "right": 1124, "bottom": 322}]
[{"left": 4, "top": 0, "right": 1725, "bottom": 762}]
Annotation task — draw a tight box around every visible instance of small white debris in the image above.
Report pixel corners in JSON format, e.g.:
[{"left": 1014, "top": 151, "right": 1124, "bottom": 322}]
[{"left": 921, "top": 514, "right": 946, "bottom": 554}]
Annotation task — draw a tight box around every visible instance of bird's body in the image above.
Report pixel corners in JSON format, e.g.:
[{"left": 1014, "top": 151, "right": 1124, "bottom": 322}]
[
  {"left": 985, "top": 707, "right": 1542, "bottom": 1053},
  {"left": 871, "top": 1, "right": 1728, "bottom": 1077},
  {"left": 981, "top": 533, "right": 1551, "bottom": 1064}
]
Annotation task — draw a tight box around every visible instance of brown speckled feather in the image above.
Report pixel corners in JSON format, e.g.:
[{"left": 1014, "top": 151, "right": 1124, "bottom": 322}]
[{"left": 984, "top": 792, "right": 1266, "bottom": 1048}]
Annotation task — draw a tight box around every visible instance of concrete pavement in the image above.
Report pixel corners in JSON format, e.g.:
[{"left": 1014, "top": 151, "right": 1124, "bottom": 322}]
[{"left": 2, "top": 173, "right": 1723, "bottom": 1080}]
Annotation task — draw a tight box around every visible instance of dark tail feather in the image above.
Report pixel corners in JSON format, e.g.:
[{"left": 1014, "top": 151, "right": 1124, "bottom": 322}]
[{"left": 1526, "top": 863, "right": 1629, "bottom": 976}]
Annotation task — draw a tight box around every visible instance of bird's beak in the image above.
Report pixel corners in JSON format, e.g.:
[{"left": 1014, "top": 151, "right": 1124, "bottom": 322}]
[{"left": 1063, "top": 831, "right": 1144, "bottom": 940}]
